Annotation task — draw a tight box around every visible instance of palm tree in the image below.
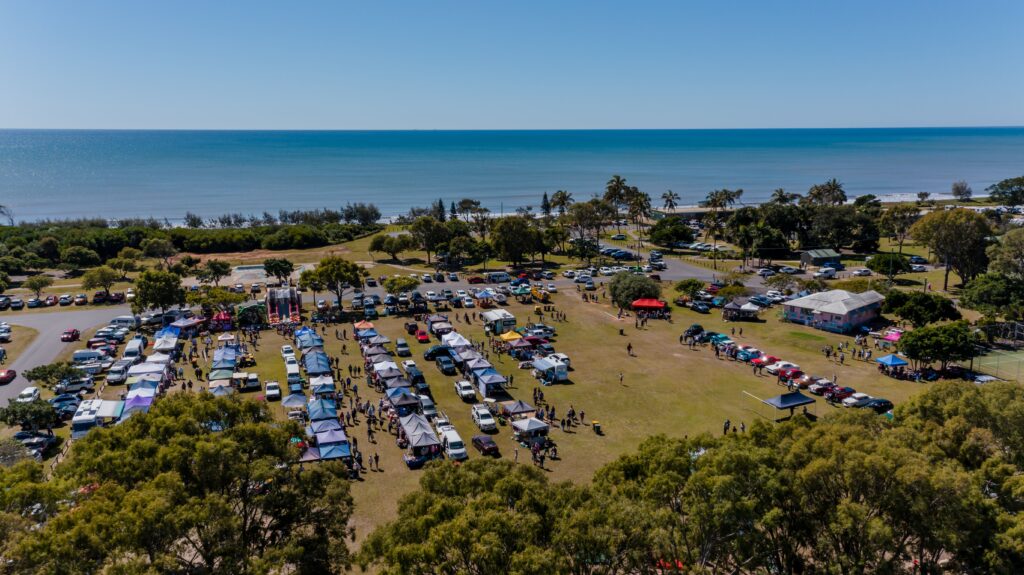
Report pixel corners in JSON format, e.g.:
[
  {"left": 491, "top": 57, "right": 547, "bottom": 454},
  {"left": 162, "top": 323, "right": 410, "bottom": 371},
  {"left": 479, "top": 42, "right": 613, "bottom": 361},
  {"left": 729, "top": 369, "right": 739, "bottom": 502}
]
[
  {"left": 806, "top": 178, "right": 846, "bottom": 206},
  {"left": 604, "top": 175, "right": 629, "bottom": 232},
  {"left": 550, "top": 190, "right": 574, "bottom": 216},
  {"left": 699, "top": 189, "right": 743, "bottom": 269},
  {"left": 661, "top": 190, "right": 680, "bottom": 211},
  {"left": 626, "top": 187, "right": 652, "bottom": 237},
  {"left": 769, "top": 188, "right": 798, "bottom": 205}
]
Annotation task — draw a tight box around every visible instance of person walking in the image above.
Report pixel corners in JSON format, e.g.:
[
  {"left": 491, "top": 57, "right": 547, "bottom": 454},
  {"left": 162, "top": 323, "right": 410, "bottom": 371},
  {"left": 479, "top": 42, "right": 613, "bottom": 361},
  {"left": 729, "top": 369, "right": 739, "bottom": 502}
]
[
  {"left": 619, "top": 372, "right": 624, "bottom": 385},
  {"left": 626, "top": 342, "right": 633, "bottom": 356}
]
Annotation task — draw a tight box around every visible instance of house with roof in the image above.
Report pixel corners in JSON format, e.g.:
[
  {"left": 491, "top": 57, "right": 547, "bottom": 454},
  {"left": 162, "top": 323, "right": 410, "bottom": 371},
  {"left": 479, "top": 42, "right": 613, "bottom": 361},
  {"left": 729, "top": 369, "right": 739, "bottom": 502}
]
[
  {"left": 782, "top": 289, "right": 885, "bottom": 333},
  {"left": 800, "top": 248, "right": 842, "bottom": 267}
]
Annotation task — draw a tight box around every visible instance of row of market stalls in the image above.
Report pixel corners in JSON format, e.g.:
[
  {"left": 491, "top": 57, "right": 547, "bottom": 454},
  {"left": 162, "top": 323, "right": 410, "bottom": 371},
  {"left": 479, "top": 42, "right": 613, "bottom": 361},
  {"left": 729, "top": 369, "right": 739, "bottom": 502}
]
[
  {"left": 440, "top": 332, "right": 508, "bottom": 397},
  {"left": 297, "top": 397, "right": 352, "bottom": 463}
]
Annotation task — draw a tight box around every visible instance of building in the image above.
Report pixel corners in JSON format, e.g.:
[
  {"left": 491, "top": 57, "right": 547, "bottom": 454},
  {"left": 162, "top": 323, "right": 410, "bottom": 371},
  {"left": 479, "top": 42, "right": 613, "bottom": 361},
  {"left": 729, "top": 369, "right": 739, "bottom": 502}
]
[
  {"left": 783, "top": 290, "right": 884, "bottom": 333},
  {"left": 800, "top": 248, "right": 842, "bottom": 267}
]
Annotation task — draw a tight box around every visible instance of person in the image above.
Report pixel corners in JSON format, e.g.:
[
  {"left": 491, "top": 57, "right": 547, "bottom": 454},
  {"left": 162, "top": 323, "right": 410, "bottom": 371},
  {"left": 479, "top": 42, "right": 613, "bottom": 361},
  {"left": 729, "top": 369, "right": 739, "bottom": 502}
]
[
  {"left": 619, "top": 372, "right": 624, "bottom": 385},
  {"left": 626, "top": 342, "right": 633, "bottom": 356},
  {"left": 723, "top": 419, "right": 731, "bottom": 435},
  {"left": 740, "top": 422, "right": 746, "bottom": 433},
  {"left": 374, "top": 452, "right": 380, "bottom": 470},
  {"left": 514, "top": 447, "right": 519, "bottom": 463}
]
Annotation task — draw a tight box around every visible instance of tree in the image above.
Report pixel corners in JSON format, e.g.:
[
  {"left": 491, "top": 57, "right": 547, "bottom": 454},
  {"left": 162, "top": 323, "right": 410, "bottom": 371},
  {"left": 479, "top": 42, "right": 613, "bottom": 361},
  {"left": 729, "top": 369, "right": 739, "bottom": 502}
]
[
  {"left": 625, "top": 186, "right": 652, "bottom": 235},
  {"left": 197, "top": 259, "right": 231, "bottom": 286},
  {"left": 960, "top": 273, "right": 1024, "bottom": 320},
  {"left": 608, "top": 272, "right": 661, "bottom": 309},
  {"left": 917, "top": 191, "right": 932, "bottom": 205},
  {"left": 550, "top": 190, "right": 574, "bottom": 216},
  {"left": 763, "top": 273, "right": 798, "bottom": 293},
  {"left": 342, "top": 202, "right": 382, "bottom": 226},
  {"left": 805, "top": 178, "right": 846, "bottom": 205},
  {"left": 456, "top": 198, "right": 481, "bottom": 222},
  {"left": 952, "top": 180, "right": 973, "bottom": 202},
  {"left": 80, "top": 266, "right": 119, "bottom": 297},
  {"left": 540, "top": 191, "right": 552, "bottom": 219},
  {"left": 117, "top": 246, "right": 144, "bottom": 261},
  {"left": 604, "top": 175, "right": 629, "bottom": 232},
  {"left": 883, "top": 290, "right": 961, "bottom": 327},
  {"left": 674, "top": 278, "right": 705, "bottom": 299},
  {"left": 866, "top": 252, "right": 911, "bottom": 283},
  {"left": 140, "top": 237, "right": 177, "bottom": 267},
  {"left": 22, "top": 362, "right": 84, "bottom": 390},
  {"left": 987, "top": 227, "right": 1024, "bottom": 280},
  {"left": 490, "top": 216, "right": 535, "bottom": 267},
  {"left": 59, "top": 246, "right": 100, "bottom": 271},
  {"left": 369, "top": 234, "right": 414, "bottom": 262},
  {"left": 409, "top": 217, "right": 449, "bottom": 265},
  {"left": 700, "top": 188, "right": 743, "bottom": 269},
  {"left": 105, "top": 257, "right": 137, "bottom": 280},
  {"left": 34, "top": 237, "right": 60, "bottom": 263},
  {"left": 898, "top": 320, "right": 979, "bottom": 369},
  {"left": 186, "top": 286, "right": 247, "bottom": 312},
  {"left": 316, "top": 256, "right": 367, "bottom": 307},
  {"left": 661, "top": 190, "right": 680, "bottom": 211},
  {"left": 21, "top": 275, "right": 53, "bottom": 299},
  {"left": 0, "top": 400, "right": 58, "bottom": 432},
  {"left": 262, "top": 257, "right": 295, "bottom": 285},
  {"left": 0, "top": 204, "right": 12, "bottom": 225},
  {"left": 5, "top": 394, "right": 354, "bottom": 573},
  {"left": 878, "top": 204, "right": 919, "bottom": 254},
  {"left": 132, "top": 269, "right": 184, "bottom": 314},
  {"left": 297, "top": 268, "right": 325, "bottom": 302},
  {"left": 649, "top": 216, "right": 694, "bottom": 249},
  {"left": 383, "top": 276, "right": 420, "bottom": 295},
  {"left": 911, "top": 208, "right": 992, "bottom": 290},
  {"left": 986, "top": 176, "right": 1024, "bottom": 206}
]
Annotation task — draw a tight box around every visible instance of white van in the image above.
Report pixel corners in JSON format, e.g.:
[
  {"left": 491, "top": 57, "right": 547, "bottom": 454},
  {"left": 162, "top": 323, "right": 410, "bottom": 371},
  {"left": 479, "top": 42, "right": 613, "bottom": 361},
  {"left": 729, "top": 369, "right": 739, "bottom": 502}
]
[
  {"left": 285, "top": 363, "right": 302, "bottom": 386},
  {"left": 441, "top": 428, "right": 468, "bottom": 461},
  {"left": 122, "top": 339, "right": 145, "bottom": 363},
  {"left": 110, "top": 315, "right": 139, "bottom": 330},
  {"left": 72, "top": 349, "right": 105, "bottom": 365}
]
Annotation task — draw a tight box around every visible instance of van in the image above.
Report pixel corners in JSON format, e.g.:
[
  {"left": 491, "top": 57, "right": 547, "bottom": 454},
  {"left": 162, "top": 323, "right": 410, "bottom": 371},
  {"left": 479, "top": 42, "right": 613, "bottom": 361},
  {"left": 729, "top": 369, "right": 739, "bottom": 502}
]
[
  {"left": 395, "top": 338, "right": 411, "bottom": 357},
  {"left": 110, "top": 315, "right": 140, "bottom": 330},
  {"left": 285, "top": 363, "right": 304, "bottom": 387},
  {"left": 813, "top": 267, "right": 837, "bottom": 280},
  {"left": 72, "top": 349, "right": 104, "bottom": 365},
  {"left": 486, "top": 271, "right": 511, "bottom": 283},
  {"left": 123, "top": 339, "right": 145, "bottom": 363},
  {"left": 441, "top": 428, "right": 468, "bottom": 461},
  {"left": 106, "top": 359, "right": 134, "bottom": 385}
]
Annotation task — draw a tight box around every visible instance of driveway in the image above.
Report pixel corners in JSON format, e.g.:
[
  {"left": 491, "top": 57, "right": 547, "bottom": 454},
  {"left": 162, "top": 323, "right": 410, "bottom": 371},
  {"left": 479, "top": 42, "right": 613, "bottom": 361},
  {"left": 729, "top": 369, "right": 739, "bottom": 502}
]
[{"left": 1, "top": 305, "right": 130, "bottom": 402}]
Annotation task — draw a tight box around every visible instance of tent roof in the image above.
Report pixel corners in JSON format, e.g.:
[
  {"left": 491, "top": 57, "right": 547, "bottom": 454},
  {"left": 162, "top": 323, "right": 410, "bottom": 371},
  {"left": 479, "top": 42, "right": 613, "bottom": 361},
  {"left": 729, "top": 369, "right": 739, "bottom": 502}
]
[
  {"left": 512, "top": 417, "right": 549, "bottom": 432},
  {"left": 631, "top": 298, "right": 666, "bottom": 309},
  {"left": 307, "top": 419, "right": 342, "bottom": 434},
  {"left": 319, "top": 443, "right": 352, "bottom": 460},
  {"left": 281, "top": 393, "right": 307, "bottom": 408},
  {"left": 315, "top": 429, "right": 348, "bottom": 445},
  {"left": 876, "top": 354, "right": 909, "bottom": 367},
  {"left": 502, "top": 399, "right": 536, "bottom": 415},
  {"left": 763, "top": 391, "right": 816, "bottom": 410},
  {"left": 367, "top": 335, "right": 391, "bottom": 345}
]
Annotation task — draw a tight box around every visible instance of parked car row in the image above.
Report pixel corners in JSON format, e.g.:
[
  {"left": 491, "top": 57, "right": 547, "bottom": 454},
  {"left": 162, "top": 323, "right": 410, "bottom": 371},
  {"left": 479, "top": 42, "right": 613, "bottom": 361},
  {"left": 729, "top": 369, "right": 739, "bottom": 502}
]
[{"left": 0, "top": 290, "right": 133, "bottom": 312}]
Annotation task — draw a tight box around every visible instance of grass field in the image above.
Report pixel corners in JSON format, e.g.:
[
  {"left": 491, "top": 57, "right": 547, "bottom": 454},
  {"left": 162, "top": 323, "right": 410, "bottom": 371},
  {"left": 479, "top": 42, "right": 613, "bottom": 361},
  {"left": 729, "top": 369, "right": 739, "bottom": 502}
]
[
  {"left": 3, "top": 325, "right": 39, "bottom": 365},
  {"left": 141, "top": 284, "right": 934, "bottom": 547}
]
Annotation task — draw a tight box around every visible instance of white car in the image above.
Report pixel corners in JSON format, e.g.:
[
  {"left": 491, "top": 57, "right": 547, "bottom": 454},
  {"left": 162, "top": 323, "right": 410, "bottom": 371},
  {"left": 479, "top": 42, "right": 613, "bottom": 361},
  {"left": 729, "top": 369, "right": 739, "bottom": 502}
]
[
  {"left": 599, "top": 266, "right": 613, "bottom": 276},
  {"left": 765, "top": 361, "right": 799, "bottom": 375},
  {"left": 454, "top": 380, "right": 476, "bottom": 401},
  {"left": 463, "top": 297, "right": 475, "bottom": 308},
  {"left": 125, "top": 288, "right": 135, "bottom": 301},
  {"left": 852, "top": 268, "right": 872, "bottom": 277},
  {"left": 471, "top": 404, "right": 497, "bottom": 432},
  {"left": 281, "top": 345, "right": 295, "bottom": 359},
  {"left": 842, "top": 392, "right": 873, "bottom": 408},
  {"left": 546, "top": 283, "right": 558, "bottom": 293},
  {"left": 642, "top": 265, "right": 652, "bottom": 273},
  {"left": 402, "top": 360, "right": 418, "bottom": 371},
  {"left": 758, "top": 268, "right": 776, "bottom": 277},
  {"left": 780, "top": 266, "right": 799, "bottom": 274},
  {"left": 441, "top": 428, "right": 468, "bottom": 461},
  {"left": 547, "top": 352, "right": 571, "bottom": 368},
  {"left": 425, "top": 290, "right": 438, "bottom": 300},
  {"left": 265, "top": 381, "right": 282, "bottom": 401},
  {"left": 910, "top": 264, "right": 927, "bottom": 273},
  {"left": 16, "top": 387, "right": 40, "bottom": 404},
  {"left": 456, "top": 289, "right": 468, "bottom": 299},
  {"left": 562, "top": 270, "right": 576, "bottom": 278},
  {"left": 574, "top": 274, "right": 592, "bottom": 284},
  {"left": 285, "top": 356, "right": 298, "bottom": 368}
]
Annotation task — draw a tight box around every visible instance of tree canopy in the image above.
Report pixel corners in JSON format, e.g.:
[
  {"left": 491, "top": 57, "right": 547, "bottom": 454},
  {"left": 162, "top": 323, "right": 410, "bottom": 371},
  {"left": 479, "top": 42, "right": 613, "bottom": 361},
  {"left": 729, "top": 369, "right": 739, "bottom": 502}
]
[
  {"left": 883, "top": 290, "right": 961, "bottom": 327},
  {"left": 910, "top": 208, "right": 991, "bottom": 289},
  {"left": 608, "top": 272, "right": 661, "bottom": 309},
  {"left": 986, "top": 175, "right": 1024, "bottom": 206},
  {"left": 132, "top": 268, "right": 185, "bottom": 314},
  {"left": 897, "top": 320, "right": 979, "bottom": 369},
  {"left": 866, "top": 252, "right": 911, "bottom": 282},
  {"left": 262, "top": 257, "right": 295, "bottom": 284},
  {"left": 80, "top": 265, "right": 119, "bottom": 296}
]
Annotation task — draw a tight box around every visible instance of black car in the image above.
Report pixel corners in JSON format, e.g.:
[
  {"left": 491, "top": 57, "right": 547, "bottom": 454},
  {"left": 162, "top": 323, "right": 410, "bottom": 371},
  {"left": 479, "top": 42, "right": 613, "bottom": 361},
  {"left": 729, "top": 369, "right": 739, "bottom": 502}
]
[
  {"left": 0, "top": 296, "right": 9, "bottom": 310},
  {"left": 863, "top": 398, "right": 894, "bottom": 414},
  {"left": 436, "top": 356, "right": 456, "bottom": 375},
  {"left": 433, "top": 272, "right": 445, "bottom": 282},
  {"left": 684, "top": 324, "right": 704, "bottom": 338},
  {"left": 472, "top": 435, "right": 500, "bottom": 456},
  {"left": 423, "top": 345, "right": 453, "bottom": 361}
]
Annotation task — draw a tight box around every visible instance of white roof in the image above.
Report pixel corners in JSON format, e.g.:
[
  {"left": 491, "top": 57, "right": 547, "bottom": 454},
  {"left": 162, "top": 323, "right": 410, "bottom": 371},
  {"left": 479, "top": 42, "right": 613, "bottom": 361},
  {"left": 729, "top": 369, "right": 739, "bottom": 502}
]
[
  {"left": 481, "top": 309, "right": 515, "bottom": 321},
  {"left": 785, "top": 290, "right": 884, "bottom": 315}
]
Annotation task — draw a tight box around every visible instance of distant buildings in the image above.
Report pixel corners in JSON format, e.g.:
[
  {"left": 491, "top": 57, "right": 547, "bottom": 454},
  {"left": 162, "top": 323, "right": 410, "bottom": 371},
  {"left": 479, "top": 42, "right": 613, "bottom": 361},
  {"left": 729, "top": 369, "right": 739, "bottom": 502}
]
[{"left": 783, "top": 289, "right": 884, "bottom": 333}]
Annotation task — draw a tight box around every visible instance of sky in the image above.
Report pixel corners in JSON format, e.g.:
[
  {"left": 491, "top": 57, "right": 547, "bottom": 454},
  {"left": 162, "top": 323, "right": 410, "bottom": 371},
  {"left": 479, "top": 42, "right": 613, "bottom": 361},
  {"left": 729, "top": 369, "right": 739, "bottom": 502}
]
[{"left": 1, "top": 0, "right": 1022, "bottom": 130}]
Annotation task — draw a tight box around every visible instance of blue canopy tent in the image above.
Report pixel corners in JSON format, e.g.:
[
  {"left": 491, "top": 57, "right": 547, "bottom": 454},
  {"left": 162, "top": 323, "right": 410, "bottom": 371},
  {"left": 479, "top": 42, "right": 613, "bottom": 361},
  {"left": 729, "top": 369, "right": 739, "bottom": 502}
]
[
  {"left": 210, "top": 385, "right": 234, "bottom": 397},
  {"left": 762, "top": 391, "right": 816, "bottom": 422},
  {"left": 155, "top": 326, "right": 180, "bottom": 338},
  {"left": 355, "top": 328, "right": 378, "bottom": 340},
  {"left": 281, "top": 393, "right": 307, "bottom": 408},
  {"left": 307, "top": 419, "right": 343, "bottom": 434},
  {"left": 876, "top": 354, "right": 909, "bottom": 367},
  {"left": 212, "top": 345, "right": 241, "bottom": 370},
  {"left": 302, "top": 351, "right": 332, "bottom": 376},
  {"left": 319, "top": 443, "right": 352, "bottom": 460},
  {"left": 315, "top": 429, "right": 348, "bottom": 445},
  {"left": 307, "top": 404, "right": 337, "bottom": 421},
  {"left": 294, "top": 327, "right": 325, "bottom": 350}
]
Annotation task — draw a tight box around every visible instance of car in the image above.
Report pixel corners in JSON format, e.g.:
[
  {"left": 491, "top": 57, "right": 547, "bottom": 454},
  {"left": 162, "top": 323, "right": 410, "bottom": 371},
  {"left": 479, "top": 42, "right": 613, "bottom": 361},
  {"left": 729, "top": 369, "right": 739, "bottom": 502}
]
[
  {"left": 421, "top": 274, "right": 433, "bottom": 283},
  {"left": 584, "top": 280, "right": 596, "bottom": 290},
  {"left": 454, "top": 380, "right": 476, "bottom": 401},
  {"left": 825, "top": 386, "right": 857, "bottom": 403},
  {"left": 780, "top": 266, "right": 799, "bottom": 274},
  {"left": 546, "top": 283, "right": 558, "bottom": 293},
  {"left": 562, "top": 270, "right": 576, "bottom": 279},
  {"left": 434, "top": 272, "right": 446, "bottom": 282},
  {"left": 689, "top": 302, "right": 710, "bottom": 313},
  {"left": 440, "top": 427, "right": 468, "bottom": 460},
  {"left": 456, "top": 289, "right": 468, "bottom": 299},
  {"left": 92, "top": 291, "right": 107, "bottom": 304},
  {"left": 57, "top": 294, "right": 72, "bottom": 306},
  {"left": 842, "top": 392, "right": 873, "bottom": 408},
  {"left": 285, "top": 356, "right": 299, "bottom": 369},
  {"left": 852, "top": 268, "right": 872, "bottom": 277},
  {"left": 425, "top": 290, "right": 438, "bottom": 301},
  {"left": 414, "top": 329, "right": 430, "bottom": 343},
  {"left": 15, "top": 387, "right": 40, "bottom": 403},
  {"left": 281, "top": 345, "right": 295, "bottom": 359},
  {"left": 758, "top": 268, "right": 776, "bottom": 277},
  {"left": 448, "top": 272, "right": 459, "bottom": 281},
  {"left": 73, "top": 294, "right": 88, "bottom": 306},
  {"left": 107, "top": 292, "right": 125, "bottom": 303},
  {"left": 462, "top": 297, "right": 475, "bottom": 308},
  {"left": 9, "top": 298, "right": 24, "bottom": 310},
  {"left": 909, "top": 255, "right": 928, "bottom": 264},
  {"left": 48, "top": 393, "right": 80, "bottom": 407},
  {"left": 27, "top": 298, "right": 43, "bottom": 308},
  {"left": 808, "top": 380, "right": 836, "bottom": 396},
  {"left": 0, "top": 369, "right": 16, "bottom": 385},
  {"left": 471, "top": 404, "right": 497, "bottom": 431},
  {"left": 813, "top": 267, "right": 836, "bottom": 279},
  {"left": 467, "top": 276, "right": 486, "bottom": 284},
  {"left": 750, "top": 355, "right": 780, "bottom": 367},
  {"left": 472, "top": 435, "right": 500, "bottom": 456},
  {"left": 863, "top": 398, "right": 894, "bottom": 414},
  {"left": 60, "top": 328, "right": 81, "bottom": 342},
  {"left": 780, "top": 368, "right": 804, "bottom": 381},
  {"left": 417, "top": 394, "right": 438, "bottom": 419},
  {"left": 265, "top": 381, "right": 282, "bottom": 401},
  {"left": 735, "top": 347, "right": 761, "bottom": 362},
  {"left": 749, "top": 295, "right": 773, "bottom": 307},
  {"left": 43, "top": 295, "right": 58, "bottom": 306},
  {"left": 423, "top": 345, "right": 453, "bottom": 360},
  {"left": 55, "top": 376, "right": 95, "bottom": 395},
  {"left": 910, "top": 264, "right": 927, "bottom": 273},
  {"left": 436, "top": 355, "right": 457, "bottom": 375},
  {"left": 765, "top": 361, "right": 798, "bottom": 375}
]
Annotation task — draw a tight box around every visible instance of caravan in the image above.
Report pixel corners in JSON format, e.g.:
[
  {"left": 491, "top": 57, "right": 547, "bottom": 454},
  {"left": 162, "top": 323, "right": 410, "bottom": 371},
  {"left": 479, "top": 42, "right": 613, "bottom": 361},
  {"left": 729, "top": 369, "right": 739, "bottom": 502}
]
[
  {"left": 532, "top": 356, "right": 569, "bottom": 383},
  {"left": 122, "top": 338, "right": 145, "bottom": 363},
  {"left": 481, "top": 309, "right": 516, "bottom": 335}
]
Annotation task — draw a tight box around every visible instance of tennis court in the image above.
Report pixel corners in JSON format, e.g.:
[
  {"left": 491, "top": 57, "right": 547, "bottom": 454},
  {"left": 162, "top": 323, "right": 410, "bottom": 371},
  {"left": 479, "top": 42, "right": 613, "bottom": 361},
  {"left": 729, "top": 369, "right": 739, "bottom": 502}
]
[{"left": 973, "top": 347, "right": 1024, "bottom": 382}]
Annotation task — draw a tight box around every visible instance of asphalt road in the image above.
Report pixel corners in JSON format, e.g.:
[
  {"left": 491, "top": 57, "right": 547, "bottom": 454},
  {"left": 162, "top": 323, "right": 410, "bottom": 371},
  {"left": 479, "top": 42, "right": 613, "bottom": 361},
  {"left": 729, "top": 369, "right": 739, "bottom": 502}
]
[{"left": 2, "top": 305, "right": 131, "bottom": 402}]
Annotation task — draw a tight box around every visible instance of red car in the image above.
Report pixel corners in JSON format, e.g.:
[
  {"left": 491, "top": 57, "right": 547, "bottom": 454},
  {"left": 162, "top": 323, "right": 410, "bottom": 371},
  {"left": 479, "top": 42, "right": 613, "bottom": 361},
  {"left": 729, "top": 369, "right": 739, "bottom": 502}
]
[
  {"left": 415, "top": 330, "right": 430, "bottom": 343},
  {"left": 466, "top": 276, "right": 486, "bottom": 284},
  {"left": 44, "top": 295, "right": 59, "bottom": 306},
  {"left": 92, "top": 291, "right": 107, "bottom": 304},
  {"left": 780, "top": 368, "right": 804, "bottom": 381},
  {"left": 825, "top": 386, "right": 856, "bottom": 403},
  {"left": 107, "top": 292, "right": 126, "bottom": 303},
  {"left": 750, "top": 355, "right": 780, "bottom": 367},
  {"left": 61, "top": 329, "right": 81, "bottom": 342},
  {"left": 0, "top": 370, "right": 16, "bottom": 385}
]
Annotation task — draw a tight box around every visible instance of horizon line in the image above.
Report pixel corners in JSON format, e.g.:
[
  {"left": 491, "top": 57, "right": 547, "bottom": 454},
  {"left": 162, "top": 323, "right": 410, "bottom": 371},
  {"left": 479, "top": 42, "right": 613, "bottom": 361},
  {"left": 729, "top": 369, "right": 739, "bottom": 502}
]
[{"left": 2, "top": 124, "right": 1024, "bottom": 133}]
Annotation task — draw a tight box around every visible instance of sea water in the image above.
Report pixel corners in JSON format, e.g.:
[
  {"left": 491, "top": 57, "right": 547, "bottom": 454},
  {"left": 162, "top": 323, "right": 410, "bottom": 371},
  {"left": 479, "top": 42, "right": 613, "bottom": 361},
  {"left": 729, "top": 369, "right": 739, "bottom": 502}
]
[{"left": 1, "top": 128, "right": 1022, "bottom": 222}]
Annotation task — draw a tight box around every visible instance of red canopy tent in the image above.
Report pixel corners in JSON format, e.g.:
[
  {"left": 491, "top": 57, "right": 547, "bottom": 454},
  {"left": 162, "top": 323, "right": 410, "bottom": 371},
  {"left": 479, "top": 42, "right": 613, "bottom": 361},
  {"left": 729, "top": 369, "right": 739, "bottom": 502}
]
[{"left": 631, "top": 298, "right": 666, "bottom": 310}]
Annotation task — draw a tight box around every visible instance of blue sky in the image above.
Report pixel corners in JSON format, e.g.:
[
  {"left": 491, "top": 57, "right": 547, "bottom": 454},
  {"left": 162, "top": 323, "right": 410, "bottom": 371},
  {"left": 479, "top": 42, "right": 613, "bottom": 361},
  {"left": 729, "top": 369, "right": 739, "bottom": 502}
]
[{"left": 1, "top": 0, "right": 1021, "bottom": 129}]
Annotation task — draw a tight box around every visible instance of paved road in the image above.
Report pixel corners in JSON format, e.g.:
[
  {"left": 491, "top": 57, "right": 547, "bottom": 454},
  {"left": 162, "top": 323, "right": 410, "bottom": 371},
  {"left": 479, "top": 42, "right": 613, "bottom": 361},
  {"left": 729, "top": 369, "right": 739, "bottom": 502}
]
[{"left": 2, "top": 305, "right": 130, "bottom": 402}]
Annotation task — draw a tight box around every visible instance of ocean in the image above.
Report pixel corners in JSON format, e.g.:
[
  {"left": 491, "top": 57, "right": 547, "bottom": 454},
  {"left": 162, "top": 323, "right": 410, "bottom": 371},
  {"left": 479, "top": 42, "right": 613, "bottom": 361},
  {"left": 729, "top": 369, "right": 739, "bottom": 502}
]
[{"left": 1, "top": 128, "right": 1022, "bottom": 223}]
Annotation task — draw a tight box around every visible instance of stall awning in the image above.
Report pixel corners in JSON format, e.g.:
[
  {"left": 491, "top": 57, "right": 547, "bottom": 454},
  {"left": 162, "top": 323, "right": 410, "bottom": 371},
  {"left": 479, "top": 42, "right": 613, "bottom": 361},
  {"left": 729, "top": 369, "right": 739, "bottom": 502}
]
[
  {"left": 876, "top": 354, "right": 908, "bottom": 367},
  {"left": 631, "top": 298, "right": 666, "bottom": 310},
  {"left": 762, "top": 391, "right": 816, "bottom": 410}
]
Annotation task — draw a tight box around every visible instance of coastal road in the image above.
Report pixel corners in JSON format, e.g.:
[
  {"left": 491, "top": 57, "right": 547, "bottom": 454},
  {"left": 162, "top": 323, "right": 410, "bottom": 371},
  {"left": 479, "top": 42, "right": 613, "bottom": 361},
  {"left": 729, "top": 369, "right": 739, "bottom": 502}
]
[{"left": 1, "top": 305, "right": 130, "bottom": 402}]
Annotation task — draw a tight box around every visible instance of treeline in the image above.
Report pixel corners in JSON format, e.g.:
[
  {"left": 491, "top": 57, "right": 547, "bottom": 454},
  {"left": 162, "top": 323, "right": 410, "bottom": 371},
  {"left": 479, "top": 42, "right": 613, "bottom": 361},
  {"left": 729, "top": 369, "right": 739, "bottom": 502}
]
[
  {"left": 362, "top": 381, "right": 1024, "bottom": 574},
  {"left": 0, "top": 208, "right": 381, "bottom": 277}
]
